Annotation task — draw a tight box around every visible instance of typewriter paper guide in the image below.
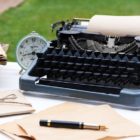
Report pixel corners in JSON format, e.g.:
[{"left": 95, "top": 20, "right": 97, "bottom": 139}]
[{"left": 87, "top": 15, "right": 140, "bottom": 36}]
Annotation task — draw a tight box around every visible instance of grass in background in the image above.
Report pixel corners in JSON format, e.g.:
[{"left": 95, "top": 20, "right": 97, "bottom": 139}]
[{"left": 0, "top": 0, "right": 140, "bottom": 61}]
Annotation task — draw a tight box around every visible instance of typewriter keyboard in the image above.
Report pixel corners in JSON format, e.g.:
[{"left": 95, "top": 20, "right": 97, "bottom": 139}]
[{"left": 29, "top": 47, "right": 140, "bottom": 94}]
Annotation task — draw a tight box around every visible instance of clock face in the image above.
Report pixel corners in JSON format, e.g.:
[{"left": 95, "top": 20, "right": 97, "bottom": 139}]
[{"left": 16, "top": 33, "right": 48, "bottom": 69}]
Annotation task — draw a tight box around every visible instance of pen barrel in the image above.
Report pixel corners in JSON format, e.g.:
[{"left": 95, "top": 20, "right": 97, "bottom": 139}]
[{"left": 40, "top": 120, "right": 84, "bottom": 129}]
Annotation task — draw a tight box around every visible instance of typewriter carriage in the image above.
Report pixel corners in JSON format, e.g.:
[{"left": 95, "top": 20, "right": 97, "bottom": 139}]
[{"left": 51, "top": 18, "right": 140, "bottom": 54}]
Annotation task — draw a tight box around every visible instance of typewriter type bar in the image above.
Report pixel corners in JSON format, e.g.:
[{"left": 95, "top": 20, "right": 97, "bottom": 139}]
[{"left": 20, "top": 47, "right": 140, "bottom": 109}]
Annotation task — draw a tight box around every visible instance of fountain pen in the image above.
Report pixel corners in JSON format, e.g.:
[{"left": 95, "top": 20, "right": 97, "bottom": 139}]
[{"left": 39, "top": 120, "right": 107, "bottom": 131}]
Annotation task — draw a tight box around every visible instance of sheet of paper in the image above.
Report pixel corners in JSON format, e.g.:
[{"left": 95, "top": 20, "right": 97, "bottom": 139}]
[
  {"left": 0, "top": 90, "right": 35, "bottom": 116},
  {"left": 0, "top": 121, "right": 35, "bottom": 140},
  {"left": 87, "top": 15, "right": 140, "bottom": 36},
  {"left": 0, "top": 130, "right": 26, "bottom": 140},
  {"left": 0, "top": 102, "right": 140, "bottom": 140}
]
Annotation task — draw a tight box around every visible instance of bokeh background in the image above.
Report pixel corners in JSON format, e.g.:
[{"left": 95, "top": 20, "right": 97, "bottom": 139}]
[{"left": 0, "top": 0, "right": 140, "bottom": 61}]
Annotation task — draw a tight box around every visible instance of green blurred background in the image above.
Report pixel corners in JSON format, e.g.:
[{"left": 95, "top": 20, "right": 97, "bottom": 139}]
[{"left": 0, "top": 0, "right": 140, "bottom": 61}]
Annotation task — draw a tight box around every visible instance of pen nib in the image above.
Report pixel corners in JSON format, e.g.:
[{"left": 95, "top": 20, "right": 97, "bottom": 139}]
[{"left": 100, "top": 125, "right": 108, "bottom": 131}]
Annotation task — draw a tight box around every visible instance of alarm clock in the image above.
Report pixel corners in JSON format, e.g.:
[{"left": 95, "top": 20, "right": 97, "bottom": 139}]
[{"left": 16, "top": 31, "right": 49, "bottom": 70}]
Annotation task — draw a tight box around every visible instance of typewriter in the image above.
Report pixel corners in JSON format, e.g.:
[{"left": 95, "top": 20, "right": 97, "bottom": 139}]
[{"left": 20, "top": 16, "right": 140, "bottom": 109}]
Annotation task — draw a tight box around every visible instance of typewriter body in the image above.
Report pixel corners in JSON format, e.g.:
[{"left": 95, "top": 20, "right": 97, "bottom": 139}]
[{"left": 20, "top": 17, "right": 140, "bottom": 109}]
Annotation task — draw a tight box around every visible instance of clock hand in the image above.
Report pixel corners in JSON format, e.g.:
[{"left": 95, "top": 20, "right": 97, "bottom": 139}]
[{"left": 23, "top": 51, "right": 36, "bottom": 56}]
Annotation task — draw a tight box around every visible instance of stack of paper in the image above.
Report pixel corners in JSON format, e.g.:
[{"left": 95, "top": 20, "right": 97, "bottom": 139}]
[
  {"left": 0, "top": 90, "right": 35, "bottom": 116},
  {"left": 0, "top": 44, "right": 8, "bottom": 65},
  {"left": 0, "top": 102, "right": 140, "bottom": 140}
]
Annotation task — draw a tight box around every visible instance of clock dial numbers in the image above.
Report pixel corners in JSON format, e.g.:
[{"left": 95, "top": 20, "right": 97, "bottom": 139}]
[
  {"left": 31, "top": 38, "right": 46, "bottom": 51},
  {"left": 16, "top": 32, "right": 49, "bottom": 69},
  {"left": 17, "top": 43, "right": 31, "bottom": 68}
]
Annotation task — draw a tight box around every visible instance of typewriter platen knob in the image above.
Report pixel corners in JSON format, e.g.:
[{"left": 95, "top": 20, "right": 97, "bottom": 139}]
[{"left": 16, "top": 31, "right": 49, "bottom": 70}]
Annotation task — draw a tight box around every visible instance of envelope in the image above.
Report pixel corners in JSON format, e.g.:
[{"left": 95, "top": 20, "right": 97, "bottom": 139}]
[
  {"left": 0, "top": 102, "right": 140, "bottom": 140},
  {"left": 0, "top": 90, "right": 35, "bottom": 116}
]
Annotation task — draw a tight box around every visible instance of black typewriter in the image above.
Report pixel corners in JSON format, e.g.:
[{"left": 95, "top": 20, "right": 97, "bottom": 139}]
[{"left": 20, "top": 18, "right": 140, "bottom": 109}]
